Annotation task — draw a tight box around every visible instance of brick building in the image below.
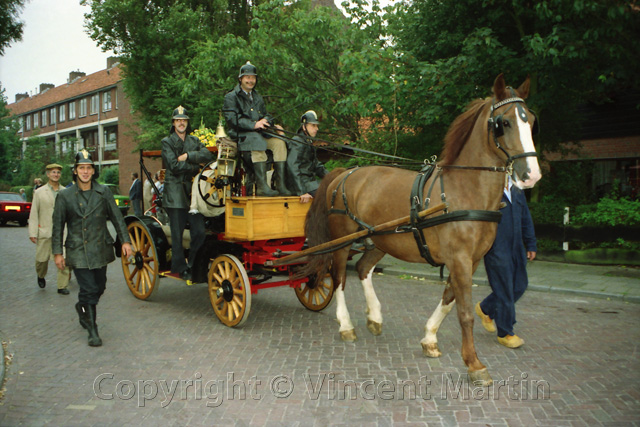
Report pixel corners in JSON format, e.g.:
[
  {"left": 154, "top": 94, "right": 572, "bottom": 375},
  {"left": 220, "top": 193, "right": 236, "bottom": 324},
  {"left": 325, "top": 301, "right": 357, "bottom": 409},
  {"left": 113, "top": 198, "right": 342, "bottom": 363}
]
[
  {"left": 6, "top": 57, "right": 143, "bottom": 194},
  {"left": 544, "top": 92, "right": 640, "bottom": 199}
]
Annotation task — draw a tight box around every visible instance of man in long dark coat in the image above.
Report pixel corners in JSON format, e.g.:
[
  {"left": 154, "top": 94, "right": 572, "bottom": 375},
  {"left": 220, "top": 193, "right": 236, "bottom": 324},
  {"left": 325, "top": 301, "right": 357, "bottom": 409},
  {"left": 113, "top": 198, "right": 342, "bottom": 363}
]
[
  {"left": 161, "top": 106, "right": 213, "bottom": 280},
  {"left": 285, "top": 110, "right": 328, "bottom": 203},
  {"left": 223, "top": 61, "right": 292, "bottom": 197},
  {"left": 53, "top": 150, "right": 133, "bottom": 347}
]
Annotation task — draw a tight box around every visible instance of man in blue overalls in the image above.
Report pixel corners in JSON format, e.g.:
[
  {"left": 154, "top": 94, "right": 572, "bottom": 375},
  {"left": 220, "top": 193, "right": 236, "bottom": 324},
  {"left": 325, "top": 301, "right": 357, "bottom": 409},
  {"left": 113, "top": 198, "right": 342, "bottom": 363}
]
[{"left": 475, "top": 176, "right": 537, "bottom": 349}]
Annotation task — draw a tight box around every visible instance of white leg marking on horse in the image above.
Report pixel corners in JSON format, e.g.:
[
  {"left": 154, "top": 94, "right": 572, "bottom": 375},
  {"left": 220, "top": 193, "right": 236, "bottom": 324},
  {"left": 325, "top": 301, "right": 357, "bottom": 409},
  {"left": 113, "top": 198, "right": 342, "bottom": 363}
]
[
  {"left": 361, "top": 267, "right": 382, "bottom": 324},
  {"left": 421, "top": 299, "right": 455, "bottom": 345},
  {"left": 516, "top": 113, "right": 542, "bottom": 187},
  {"left": 335, "top": 285, "right": 354, "bottom": 332}
]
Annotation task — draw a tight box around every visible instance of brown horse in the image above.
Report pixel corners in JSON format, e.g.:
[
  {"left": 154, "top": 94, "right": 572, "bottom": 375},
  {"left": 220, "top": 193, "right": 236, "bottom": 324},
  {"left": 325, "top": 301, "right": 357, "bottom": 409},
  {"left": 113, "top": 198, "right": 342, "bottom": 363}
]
[{"left": 300, "top": 74, "right": 541, "bottom": 386}]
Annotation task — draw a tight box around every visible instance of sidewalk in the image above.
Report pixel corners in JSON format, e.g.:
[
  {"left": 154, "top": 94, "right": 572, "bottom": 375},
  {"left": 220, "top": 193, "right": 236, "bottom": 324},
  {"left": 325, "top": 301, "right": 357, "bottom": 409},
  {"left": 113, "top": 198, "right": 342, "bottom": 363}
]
[{"left": 349, "top": 256, "right": 640, "bottom": 303}]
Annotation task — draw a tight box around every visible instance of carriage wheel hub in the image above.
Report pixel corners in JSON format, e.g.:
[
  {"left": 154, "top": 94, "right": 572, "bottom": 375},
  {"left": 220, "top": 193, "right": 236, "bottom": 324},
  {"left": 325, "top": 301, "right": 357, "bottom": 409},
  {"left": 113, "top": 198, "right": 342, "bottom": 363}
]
[
  {"left": 220, "top": 280, "right": 234, "bottom": 302},
  {"left": 134, "top": 252, "right": 144, "bottom": 269}
]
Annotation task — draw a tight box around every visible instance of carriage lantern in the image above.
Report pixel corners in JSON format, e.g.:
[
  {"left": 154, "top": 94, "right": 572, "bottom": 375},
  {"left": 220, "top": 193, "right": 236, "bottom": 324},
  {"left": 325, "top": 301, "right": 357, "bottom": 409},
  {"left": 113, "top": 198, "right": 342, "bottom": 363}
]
[{"left": 215, "top": 121, "right": 237, "bottom": 178}]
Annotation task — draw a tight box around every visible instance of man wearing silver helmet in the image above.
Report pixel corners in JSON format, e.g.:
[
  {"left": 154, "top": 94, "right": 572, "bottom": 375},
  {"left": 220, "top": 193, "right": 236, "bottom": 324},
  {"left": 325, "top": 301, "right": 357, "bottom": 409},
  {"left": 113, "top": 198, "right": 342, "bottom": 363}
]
[
  {"left": 161, "top": 105, "right": 213, "bottom": 281},
  {"left": 52, "top": 149, "right": 133, "bottom": 347},
  {"left": 286, "top": 110, "right": 328, "bottom": 203},
  {"left": 223, "top": 61, "right": 292, "bottom": 197}
]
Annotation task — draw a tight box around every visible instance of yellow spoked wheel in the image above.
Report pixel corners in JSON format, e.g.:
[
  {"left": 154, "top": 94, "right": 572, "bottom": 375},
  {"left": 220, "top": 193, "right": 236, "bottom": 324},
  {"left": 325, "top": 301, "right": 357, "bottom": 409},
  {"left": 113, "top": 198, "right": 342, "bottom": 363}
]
[
  {"left": 208, "top": 254, "right": 251, "bottom": 327},
  {"left": 295, "top": 274, "right": 335, "bottom": 311},
  {"left": 121, "top": 221, "right": 159, "bottom": 300}
]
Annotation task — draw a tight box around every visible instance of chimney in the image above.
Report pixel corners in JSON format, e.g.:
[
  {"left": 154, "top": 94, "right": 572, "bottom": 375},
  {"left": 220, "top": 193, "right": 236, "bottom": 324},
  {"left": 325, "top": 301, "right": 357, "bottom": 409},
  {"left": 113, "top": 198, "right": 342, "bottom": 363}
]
[
  {"left": 68, "top": 70, "right": 86, "bottom": 83},
  {"left": 15, "top": 93, "right": 29, "bottom": 103},
  {"left": 39, "top": 83, "right": 54, "bottom": 93},
  {"left": 107, "top": 56, "right": 120, "bottom": 69}
]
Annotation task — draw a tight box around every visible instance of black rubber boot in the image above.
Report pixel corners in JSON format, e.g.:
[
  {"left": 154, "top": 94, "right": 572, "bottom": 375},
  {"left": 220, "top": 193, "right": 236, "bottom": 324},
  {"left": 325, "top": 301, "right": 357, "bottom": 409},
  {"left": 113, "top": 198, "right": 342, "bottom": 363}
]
[
  {"left": 75, "top": 302, "right": 90, "bottom": 330},
  {"left": 274, "top": 162, "right": 293, "bottom": 196},
  {"left": 86, "top": 304, "right": 103, "bottom": 347},
  {"left": 253, "top": 162, "right": 278, "bottom": 197},
  {"left": 241, "top": 152, "right": 256, "bottom": 196}
]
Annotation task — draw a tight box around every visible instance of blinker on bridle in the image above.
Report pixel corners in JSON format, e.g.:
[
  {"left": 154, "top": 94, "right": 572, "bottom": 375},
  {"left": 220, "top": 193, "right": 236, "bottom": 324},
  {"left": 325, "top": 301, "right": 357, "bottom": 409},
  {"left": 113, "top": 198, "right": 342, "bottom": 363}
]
[{"left": 488, "top": 89, "right": 539, "bottom": 165}]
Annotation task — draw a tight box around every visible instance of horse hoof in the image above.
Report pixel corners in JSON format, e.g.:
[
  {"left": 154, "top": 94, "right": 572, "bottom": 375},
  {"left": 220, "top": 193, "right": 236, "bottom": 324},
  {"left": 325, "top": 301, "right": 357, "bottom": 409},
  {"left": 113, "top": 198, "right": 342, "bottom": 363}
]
[
  {"left": 340, "top": 329, "right": 357, "bottom": 342},
  {"left": 421, "top": 342, "right": 442, "bottom": 358},
  {"left": 468, "top": 368, "right": 493, "bottom": 387},
  {"left": 366, "top": 320, "right": 382, "bottom": 336}
]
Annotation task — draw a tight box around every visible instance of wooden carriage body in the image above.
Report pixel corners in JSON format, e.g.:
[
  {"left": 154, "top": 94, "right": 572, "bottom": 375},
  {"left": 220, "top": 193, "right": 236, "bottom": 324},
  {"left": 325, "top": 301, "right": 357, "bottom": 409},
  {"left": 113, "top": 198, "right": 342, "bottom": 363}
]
[{"left": 118, "top": 148, "right": 334, "bottom": 327}]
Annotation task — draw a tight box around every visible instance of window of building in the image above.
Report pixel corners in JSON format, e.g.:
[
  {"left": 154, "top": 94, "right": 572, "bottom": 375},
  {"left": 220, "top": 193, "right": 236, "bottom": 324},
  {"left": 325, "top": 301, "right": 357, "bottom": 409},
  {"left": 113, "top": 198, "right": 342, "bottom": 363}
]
[
  {"left": 69, "top": 101, "right": 76, "bottom": 120},
  {"left": 59, "top": 137, "right": 76, "bottom": 154},
  {"left": 41, "top": 110, "right": 47, "bottom": 127},
  {"left": 59, "top": 104, "right": 66, "bottom": 122},
  {"left": 18, "top": 117, "right": 24, "bottom": 133},
  {"left": 50, "top": 107, "right": 56, "bottom": 125},
  {"left": 103, "top": 91, "right": 112, "bottom": 112},
  {"left": 33, "top": 113, "right": 39, "bottom": 128},
  {"left": 25, "top": 115, "right": 31, "bottom": 131},
  {"left": 90, "top": 94, "right": 99, "bottom": 115},
  {"left": 79, "top": 98, "right": 87, "bottom": 117},
  {"left": 103, "top": 126, "right": 118, "bottom": 151}
]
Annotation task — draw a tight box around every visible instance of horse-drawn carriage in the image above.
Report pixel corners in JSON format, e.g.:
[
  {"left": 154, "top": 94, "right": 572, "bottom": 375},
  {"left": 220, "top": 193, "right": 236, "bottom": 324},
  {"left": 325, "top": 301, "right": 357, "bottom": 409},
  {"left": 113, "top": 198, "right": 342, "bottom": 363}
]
[
  {"left": 118, "top": 74, "right": 541, "bottom": 387},
  {"left": 119, "top": 136, "right": 335, "bottom": 327}
]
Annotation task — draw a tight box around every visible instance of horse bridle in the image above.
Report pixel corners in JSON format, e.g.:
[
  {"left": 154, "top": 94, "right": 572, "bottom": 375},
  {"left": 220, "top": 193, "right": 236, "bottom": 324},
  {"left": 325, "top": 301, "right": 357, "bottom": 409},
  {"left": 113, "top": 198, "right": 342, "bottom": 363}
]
[{"left": 488, "top": 91, "right": 539, "bottom": 165}]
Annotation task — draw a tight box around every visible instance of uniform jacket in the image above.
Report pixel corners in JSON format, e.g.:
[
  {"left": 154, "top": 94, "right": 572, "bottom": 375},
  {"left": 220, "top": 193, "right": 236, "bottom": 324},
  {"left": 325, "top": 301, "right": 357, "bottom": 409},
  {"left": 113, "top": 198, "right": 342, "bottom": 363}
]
[
  {"left": 285, "top": 130, "right": 328, "bottom": 196},
  {"left": 52, "top": 181, "right": 131, "bottom": 269},
  {"left": 161, "top": 132, "right": 213, "bottom": 209},
  {"left": 223, "top": 84, "right": 274, "bottom": 151},
  {"left": 129, "top": 178, "right": 142, "bottom": 200},
  {"left": 485, "top": 186, "right": 537, "bottom": 267},
  {"left": 28, "top": 183, "right": 59, "bottom": 239}
]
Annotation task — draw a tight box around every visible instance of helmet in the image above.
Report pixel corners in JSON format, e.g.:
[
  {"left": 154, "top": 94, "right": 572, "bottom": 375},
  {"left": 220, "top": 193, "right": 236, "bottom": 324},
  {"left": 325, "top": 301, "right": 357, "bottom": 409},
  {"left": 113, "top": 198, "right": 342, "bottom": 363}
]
[
  {"left": 75, "top": 149, "right": 95, "bottom": 166},
  {"left": 301, "top": 110, "right": 320, "bottom": 125},
  {"left": 172, "top": 105, "right": 190, "bottom": 120},
  {"left": 74, "top": 149, "right": 99, "bottom": 180},
  {"left": 238, "top": 61, "right": 258, "bottom": 79}
]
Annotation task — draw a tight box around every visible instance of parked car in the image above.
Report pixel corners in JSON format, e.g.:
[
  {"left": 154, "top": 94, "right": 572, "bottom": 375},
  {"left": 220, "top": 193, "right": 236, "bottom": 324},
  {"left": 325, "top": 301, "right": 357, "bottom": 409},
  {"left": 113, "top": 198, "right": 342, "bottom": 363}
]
[
  {"left": 0, "top": 191, "right": 32, "bottom": 226},
  {"left": 103, "top": 184, "right": 130, "bottom": 215}
]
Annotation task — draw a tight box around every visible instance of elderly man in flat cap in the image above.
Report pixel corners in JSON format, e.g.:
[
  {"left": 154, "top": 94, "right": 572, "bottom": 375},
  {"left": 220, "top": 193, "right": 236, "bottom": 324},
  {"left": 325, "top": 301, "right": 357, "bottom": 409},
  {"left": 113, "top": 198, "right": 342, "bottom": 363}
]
[{"left": 28, "top": 163, "right": 72, "bottom": 294}]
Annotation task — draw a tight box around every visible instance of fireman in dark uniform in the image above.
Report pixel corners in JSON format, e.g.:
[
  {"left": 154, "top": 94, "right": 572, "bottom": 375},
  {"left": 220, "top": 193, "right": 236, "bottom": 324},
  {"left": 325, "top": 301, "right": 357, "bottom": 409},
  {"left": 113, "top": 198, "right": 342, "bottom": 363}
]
[
  {"left": 223, "top": 61, "right": 292, "bottom": 197},
  {"left": 52, "top": 149, "right": 133, "bottom": 347},
  {"left": 161, "top": 106, "right": 213, "bottom": 280},
  {"left": 286, "top": 110, "right": 328, "bottom": 203}
]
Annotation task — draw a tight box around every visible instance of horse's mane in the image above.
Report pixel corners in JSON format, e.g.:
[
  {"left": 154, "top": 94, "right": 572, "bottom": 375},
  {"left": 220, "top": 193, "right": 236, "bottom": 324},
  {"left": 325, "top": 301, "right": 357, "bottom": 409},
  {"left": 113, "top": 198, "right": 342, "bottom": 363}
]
[{"left": 439, "top": 97, "right": 490, "bottom": 166}]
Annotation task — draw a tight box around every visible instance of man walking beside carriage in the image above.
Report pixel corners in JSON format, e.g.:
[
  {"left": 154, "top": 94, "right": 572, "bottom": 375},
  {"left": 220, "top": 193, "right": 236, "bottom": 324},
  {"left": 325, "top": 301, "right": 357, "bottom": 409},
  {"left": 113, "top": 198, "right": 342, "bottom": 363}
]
[
  {"left": 28, "top": 163, "right": 71, "bottom": 294},
  {"left": 161, "top": 106, "right": 213, "bottom": 281},
  {"left": 52, "top": 150, "right": 133, "bottom": 347},
  {"left": 223, "top": 61, "right": 292, "bottom": 197},
  {"left": 475, "top": 176, "right": 537, "bottom": 349}
]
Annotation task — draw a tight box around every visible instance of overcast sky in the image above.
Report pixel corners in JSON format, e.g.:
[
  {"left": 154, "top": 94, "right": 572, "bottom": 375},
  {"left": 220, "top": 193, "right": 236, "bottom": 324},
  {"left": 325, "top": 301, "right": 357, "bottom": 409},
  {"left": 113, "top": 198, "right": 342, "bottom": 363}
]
[{"left": 0, "top": 0, "right": 114, "bottom": 105}]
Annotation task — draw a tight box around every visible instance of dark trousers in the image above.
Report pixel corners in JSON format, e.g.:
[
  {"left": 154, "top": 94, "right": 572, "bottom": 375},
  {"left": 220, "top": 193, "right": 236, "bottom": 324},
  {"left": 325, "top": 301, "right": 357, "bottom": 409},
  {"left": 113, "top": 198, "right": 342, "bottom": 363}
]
[
  {"left": 480, "top": 255, "right": 528, "bottom": 338},
  {"left": 132, "top": 199, "right": 143, "bottom": 216},
  {"left": 166, "top": 208, "right": 206, "bottom": 274},
  {"left": 74, "top": 267, "right": 108, "bottom": 305}
]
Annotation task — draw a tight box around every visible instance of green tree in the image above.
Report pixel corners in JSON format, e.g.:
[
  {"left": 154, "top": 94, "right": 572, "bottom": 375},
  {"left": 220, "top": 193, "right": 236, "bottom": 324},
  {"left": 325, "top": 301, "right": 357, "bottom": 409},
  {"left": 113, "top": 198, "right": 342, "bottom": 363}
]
[
  {"left": 385, "top": 0, "right": 640, "bottom": 157},
  {"left": 0, "top": 86, "right": 22, "bottom": 186},
  {"left": 0, "top": 0, "right": 26, "bottom": 55}
]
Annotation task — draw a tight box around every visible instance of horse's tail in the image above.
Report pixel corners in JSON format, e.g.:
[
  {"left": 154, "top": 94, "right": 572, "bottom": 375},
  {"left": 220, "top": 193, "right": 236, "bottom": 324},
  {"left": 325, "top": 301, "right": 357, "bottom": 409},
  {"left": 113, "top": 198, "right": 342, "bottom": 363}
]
[{"left": 295, "top": 168, "right": 346, "bottom": 283}]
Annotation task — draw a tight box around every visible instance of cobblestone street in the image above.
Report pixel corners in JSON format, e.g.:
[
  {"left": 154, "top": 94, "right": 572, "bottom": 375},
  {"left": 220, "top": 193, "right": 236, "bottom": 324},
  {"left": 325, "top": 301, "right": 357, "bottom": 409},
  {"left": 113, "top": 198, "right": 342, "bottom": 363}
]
[{"left": 1, "top": 224, "right": 639, "bottom": 426}]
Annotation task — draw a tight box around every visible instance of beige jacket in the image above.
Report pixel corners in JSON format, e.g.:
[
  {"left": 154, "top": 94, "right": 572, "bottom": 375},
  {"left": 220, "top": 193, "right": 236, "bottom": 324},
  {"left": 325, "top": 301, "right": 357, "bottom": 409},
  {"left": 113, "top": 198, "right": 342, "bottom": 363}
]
[{"left": 28, "top": 183, "right": 59, "bottom": 239}]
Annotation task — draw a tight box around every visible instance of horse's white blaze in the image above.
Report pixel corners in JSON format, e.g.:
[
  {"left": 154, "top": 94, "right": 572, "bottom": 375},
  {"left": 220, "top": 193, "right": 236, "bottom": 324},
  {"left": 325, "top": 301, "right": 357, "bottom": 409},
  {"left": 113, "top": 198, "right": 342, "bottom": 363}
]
[
  {"left": 421, "top": 299, "right": 455, "bottom": 345},
  {"left": 361, "top": 267, "right": 382, "bottom": 324},
  {"left": 515, "top": 113, "right": 542, "bottom": 188},
  {"left": 335, "top": 285, "right": 354, "bottom": 332}
]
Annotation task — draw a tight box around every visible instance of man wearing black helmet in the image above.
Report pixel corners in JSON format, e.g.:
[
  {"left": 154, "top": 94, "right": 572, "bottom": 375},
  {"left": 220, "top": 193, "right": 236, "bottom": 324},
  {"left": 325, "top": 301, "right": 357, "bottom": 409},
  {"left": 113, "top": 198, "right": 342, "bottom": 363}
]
[
  {"left": 223, "top": 61, "right": 292, "bottom": 197},
  {"left": 286, "top": 110, "right": 328, "bottom": 203},
  {"left": 161, "top": 105, "right": 213, "bottom": 281},
  {"left": 52, "top": 149, "right": 133, "bottom": 347}
]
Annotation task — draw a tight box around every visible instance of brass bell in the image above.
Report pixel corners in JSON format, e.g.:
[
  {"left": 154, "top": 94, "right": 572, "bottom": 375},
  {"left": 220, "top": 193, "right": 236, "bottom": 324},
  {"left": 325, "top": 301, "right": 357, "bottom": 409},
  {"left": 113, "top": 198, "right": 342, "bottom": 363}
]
[{"left": 215, "top": 123, "right": 228, "bottom": 139}]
